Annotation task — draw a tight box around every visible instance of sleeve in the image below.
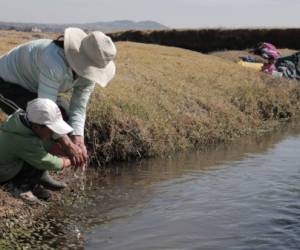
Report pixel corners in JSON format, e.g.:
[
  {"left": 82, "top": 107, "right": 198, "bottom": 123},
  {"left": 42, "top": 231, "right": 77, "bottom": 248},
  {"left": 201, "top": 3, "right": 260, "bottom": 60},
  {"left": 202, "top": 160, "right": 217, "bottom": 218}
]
[
  {"left": 68, "top": 77, "right": 95, "bottom": 136},
  {"left": 18, "top": 138, "right": 63, "bottom": 171}
]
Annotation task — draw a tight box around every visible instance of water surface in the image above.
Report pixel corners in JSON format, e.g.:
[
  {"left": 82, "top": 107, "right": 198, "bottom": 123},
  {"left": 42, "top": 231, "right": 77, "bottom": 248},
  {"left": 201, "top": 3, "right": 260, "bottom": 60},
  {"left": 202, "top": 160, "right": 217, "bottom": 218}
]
[{"left": 30, "top": 125, "right": 300, "bottom": 249}]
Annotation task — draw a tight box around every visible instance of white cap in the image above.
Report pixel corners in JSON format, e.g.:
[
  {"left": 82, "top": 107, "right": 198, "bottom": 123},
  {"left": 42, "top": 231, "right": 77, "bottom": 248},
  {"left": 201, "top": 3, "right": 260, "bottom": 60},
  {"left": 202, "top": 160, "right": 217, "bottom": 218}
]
[{"left": 26, "top": 98, "right": 73, "bottom": 136}]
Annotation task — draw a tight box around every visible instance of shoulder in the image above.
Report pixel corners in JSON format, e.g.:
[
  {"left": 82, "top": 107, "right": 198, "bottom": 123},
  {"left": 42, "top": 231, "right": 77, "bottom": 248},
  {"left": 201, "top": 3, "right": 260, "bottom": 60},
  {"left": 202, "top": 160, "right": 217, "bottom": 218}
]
[
  {"left": 18, "top": 39, "right": 53, "bottom": 53},
  {"left": 37, "top": 41, "right": 69, "bottom": 81}
]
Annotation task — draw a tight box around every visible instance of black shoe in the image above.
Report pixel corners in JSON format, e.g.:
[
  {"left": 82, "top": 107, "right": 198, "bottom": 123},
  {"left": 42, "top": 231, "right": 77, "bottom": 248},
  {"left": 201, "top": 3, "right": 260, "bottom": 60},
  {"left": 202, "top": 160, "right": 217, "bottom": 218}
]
[
  {"left": 32, "top": 185, "right": 51, "bottom": 201},
  {"left": 40, "top": 171, "right": 67, "bottom": 190}
]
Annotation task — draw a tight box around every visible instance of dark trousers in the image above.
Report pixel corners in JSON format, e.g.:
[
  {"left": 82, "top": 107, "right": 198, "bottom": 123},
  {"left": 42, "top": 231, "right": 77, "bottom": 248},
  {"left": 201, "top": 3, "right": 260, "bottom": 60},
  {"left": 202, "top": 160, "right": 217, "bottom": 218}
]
[
  {"left": 0, "top": 77, "right": 69, "bottom": 119},
  {"left": 0, "top": 81, "right": 37, "bottom": 114},
  {"left": 8, "top": 163, "right": 44, "bottom": 188}
]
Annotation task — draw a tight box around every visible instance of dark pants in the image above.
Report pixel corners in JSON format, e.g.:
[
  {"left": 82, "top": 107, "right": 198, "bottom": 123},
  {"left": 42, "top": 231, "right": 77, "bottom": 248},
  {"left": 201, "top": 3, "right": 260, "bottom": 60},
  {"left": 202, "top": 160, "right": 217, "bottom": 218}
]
[
  {"left": 8, "top": 163, "right": 44, "bottom": 188},
  {"left": 0, "top": 81, "right": 37, "bottom": 114},
  {"left": 0, "top": 78, "right": 69, "bottom": 119}
]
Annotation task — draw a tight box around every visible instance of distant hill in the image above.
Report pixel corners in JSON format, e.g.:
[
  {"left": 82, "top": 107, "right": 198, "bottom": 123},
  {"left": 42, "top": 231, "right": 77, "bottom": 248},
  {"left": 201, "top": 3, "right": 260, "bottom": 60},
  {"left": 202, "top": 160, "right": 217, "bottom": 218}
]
[{"left": 0, "top": 20, "right": 168, "bottom": 33}]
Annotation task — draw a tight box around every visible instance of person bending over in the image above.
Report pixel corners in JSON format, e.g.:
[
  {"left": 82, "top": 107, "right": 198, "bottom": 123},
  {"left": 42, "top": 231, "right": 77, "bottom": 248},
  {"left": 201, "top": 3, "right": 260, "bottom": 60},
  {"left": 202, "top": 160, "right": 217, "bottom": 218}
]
[{"left": 0, "top": 27, "right": 117, "bottom": 183}]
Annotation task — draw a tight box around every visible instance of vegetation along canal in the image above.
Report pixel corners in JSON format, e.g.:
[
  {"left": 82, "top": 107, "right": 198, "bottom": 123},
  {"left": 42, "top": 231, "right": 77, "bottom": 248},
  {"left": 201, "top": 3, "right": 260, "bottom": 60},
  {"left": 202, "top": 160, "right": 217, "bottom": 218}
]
[{"left": 7, "top": 123, "right": 300, "bottom": 249}]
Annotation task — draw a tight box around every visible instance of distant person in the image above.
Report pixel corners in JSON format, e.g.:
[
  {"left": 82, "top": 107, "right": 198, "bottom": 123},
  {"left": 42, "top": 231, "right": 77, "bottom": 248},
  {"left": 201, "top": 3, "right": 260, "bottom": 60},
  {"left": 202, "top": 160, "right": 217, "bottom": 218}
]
[
  {"left": 250, "top": 42, "right": 281, "bottom": 74},
  {"left": 251, "top": 42, "right": 300, "bottom": 79},
  {"left": 0, "top": 27, "right": 117, "bottom": 187},
  {"left": 0, "top": 98, "right": 73, "bottom": 202}
]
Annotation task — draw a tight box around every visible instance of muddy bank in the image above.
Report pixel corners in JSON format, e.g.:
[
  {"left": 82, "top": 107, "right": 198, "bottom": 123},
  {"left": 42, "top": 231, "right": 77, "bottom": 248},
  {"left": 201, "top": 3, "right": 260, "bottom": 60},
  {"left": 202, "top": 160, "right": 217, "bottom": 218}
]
[
  {"left": 109, "top": 29, "right": 300, "bottom": 53},
  {"left": 0, "top": 169, "right": 89, "bottom": 249}
]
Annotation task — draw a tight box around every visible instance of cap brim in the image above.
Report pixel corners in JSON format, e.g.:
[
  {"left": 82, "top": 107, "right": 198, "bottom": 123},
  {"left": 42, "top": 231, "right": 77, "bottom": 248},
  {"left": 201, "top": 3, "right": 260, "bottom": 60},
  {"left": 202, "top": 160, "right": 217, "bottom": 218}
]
[
  {"left": 64, "top": 27, "right": 116, "bottom": 88},
  {"left": 46, "top": 118, "right": 73, "bottom": 136}
]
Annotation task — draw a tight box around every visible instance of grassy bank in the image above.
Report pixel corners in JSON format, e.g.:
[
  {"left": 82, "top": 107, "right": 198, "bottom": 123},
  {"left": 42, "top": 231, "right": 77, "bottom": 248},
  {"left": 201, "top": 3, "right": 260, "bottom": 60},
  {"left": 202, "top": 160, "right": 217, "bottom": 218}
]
[
  {"left": 1, "top": 30, "right": 300, "bottom": 244},
  {"left": 0, "top": 30, "right": 299, "bottom": 166},
  {"left": 86, "top": 42, "right": 300, "bottom": 165}
]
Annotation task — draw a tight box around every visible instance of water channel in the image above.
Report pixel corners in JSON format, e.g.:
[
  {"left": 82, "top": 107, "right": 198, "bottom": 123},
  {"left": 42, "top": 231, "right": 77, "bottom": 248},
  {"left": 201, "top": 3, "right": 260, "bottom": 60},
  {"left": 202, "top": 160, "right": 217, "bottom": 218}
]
[{"left": 14, "top": 124, "right": 300, "bottom": 249}]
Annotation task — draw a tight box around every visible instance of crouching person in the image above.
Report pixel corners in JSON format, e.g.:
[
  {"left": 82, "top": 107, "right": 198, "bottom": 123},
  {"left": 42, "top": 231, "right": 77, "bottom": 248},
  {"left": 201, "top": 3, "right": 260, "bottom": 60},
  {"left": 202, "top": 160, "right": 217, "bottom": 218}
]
[{"left": 0, "top": 98, "right": 73, "bottom": 202}]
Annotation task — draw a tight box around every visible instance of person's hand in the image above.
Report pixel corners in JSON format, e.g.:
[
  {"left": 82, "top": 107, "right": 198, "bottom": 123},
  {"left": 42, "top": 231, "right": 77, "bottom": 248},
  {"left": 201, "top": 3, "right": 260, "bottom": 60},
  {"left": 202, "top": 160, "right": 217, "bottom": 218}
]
[
  {"left": 58, "top": 135, "right": 86, "bottom": 168},
  {"left": 49, "top": 142, "right": 65, "bottom": 156},
  {"left": 66, "top": 142, "right": 85, "bottom": 168},
  {"left": 70, "top": 135, "right": 88, "bottom": 165},
  {"left": 61, "top": 157, "right": 72, "bottom": 168}
]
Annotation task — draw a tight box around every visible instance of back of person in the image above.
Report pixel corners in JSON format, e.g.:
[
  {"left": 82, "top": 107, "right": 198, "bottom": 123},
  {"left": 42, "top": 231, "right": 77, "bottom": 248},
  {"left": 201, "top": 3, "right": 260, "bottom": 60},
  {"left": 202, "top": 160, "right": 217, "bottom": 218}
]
[
  {"left": 0, "top": 110, "right": 33, "bottom": 182},
  {"left": 0, "top": 39, "right": 73, "bottom": 94}
]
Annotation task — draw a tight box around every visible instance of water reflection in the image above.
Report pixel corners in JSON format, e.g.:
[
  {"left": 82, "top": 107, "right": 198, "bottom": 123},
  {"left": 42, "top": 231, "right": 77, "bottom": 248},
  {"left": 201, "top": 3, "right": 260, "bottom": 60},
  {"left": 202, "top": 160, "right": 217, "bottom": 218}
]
[{"left": 83, "top": 124, "right": 300, "bottom": 250}]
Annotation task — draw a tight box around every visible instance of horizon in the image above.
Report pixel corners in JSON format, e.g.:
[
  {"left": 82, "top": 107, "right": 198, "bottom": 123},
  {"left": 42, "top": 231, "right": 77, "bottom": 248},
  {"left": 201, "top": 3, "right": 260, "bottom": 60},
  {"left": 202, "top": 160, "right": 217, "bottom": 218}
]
[
  {"left": 0, "top": 0, "right": 299, "bottom": 29},
  {"left": 0, "top": 19, "right": 299, "bottom": 30}
]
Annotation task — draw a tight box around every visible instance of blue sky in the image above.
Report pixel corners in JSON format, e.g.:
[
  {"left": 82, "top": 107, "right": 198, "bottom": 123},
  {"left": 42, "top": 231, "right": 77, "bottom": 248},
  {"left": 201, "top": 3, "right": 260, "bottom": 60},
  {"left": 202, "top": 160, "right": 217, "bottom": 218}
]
[{"left": 0, "top": 0, "right": 299, "bottom": 28}]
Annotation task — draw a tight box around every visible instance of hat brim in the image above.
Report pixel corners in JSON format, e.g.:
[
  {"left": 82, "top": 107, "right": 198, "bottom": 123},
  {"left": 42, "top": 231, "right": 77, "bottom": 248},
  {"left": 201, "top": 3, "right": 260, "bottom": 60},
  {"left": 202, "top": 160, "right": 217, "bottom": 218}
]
[
  {"left": 64, "top": 27, "right": 116, "bottom": 88},
  {"left": 46, "top": 118, "right": 73, "bottom": 136}
]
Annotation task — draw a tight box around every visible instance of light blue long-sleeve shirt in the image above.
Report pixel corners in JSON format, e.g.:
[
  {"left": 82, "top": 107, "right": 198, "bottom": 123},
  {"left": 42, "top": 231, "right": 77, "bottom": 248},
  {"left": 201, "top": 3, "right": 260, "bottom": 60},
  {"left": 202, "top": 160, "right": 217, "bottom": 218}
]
[{"left": 0, "top": 39, "right": 95, "bottom": 136}]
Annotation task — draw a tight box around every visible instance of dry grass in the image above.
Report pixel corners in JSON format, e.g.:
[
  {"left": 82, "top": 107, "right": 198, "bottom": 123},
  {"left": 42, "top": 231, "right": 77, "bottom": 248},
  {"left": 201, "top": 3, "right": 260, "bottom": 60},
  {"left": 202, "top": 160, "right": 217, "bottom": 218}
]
[
  {"left": 0, "top": 30, "right": 56, "bottom": 54},
  {"left": 85, "top": 42, "right": 300, "bottom": 165},
  {"left": 0, "top": 30, "right": 299, "bottom": 166}
]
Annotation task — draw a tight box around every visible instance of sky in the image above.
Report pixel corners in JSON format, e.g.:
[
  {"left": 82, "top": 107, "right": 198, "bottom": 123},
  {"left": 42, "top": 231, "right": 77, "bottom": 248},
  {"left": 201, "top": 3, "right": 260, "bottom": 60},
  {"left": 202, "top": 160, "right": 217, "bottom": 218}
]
[{"left": 0, "top": 0, "right": 299, "bottom": 28}]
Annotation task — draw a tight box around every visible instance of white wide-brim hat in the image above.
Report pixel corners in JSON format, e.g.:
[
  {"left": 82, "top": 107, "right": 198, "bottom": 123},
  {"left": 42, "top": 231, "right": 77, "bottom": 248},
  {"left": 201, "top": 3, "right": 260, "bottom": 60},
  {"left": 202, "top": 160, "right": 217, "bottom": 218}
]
[
  {"left": 64, "top": 27, "right": 117, "bottom": 87},
  {"left": 27, "top": 98, "right": 73, "bottom": 136}
]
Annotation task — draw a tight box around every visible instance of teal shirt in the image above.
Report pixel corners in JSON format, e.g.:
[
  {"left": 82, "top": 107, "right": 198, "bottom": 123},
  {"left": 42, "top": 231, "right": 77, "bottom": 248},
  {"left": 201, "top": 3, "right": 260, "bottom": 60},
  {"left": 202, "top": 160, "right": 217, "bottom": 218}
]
[
  {"left": 0, "top": 39, "right": 95, "bottom": 136},
  {"left": 0, "top": 110, "right": 63, "bottom": 183}
]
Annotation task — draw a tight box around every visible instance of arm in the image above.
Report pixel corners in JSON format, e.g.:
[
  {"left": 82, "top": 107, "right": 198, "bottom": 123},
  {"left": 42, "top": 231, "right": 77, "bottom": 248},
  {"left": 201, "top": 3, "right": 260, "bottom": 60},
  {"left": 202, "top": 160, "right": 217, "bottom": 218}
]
[
  {"left": 61, "top": 157, "right": 72, "bottom": 168},
  {"left": 68, "top": 77, "right": 95, "bottom": 160},
  {"left": 57, "top": 135, "right": 86, "bottom": 167},
  {"left": 68, "top": 77, "right": 95, "bottom": 136},
  {"left": 18, "top": 139, "right": 63, "bottom": 171},
  {"left": 37, "top": 73, "right": 86, "bottom": 166},
  {"left": 36, "top": 49, "right": 87, "bottom": 167}
]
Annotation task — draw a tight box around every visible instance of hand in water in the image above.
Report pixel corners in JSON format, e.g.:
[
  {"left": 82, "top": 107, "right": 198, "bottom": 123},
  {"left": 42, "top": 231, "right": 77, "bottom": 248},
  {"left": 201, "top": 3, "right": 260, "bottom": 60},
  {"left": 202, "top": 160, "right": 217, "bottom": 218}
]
[
  {"left": 58, "top": 135, "right": 87, "bottom": 168},
  {"left": 70, "top": 135, "right": 89, "bottom": 169}
]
